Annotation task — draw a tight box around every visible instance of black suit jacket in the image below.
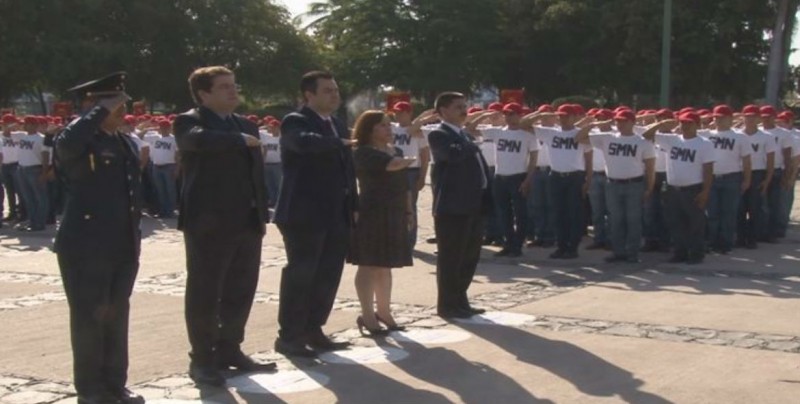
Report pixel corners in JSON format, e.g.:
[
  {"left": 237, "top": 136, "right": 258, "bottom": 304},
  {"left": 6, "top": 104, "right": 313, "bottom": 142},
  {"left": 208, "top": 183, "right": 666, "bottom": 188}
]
[
  {"left": 428, "top": 123, "right": 492, "bottom": 216},
  {"left": 273, "top": 106, "right": 358, "bottom": 229},
  {"left": 173, "top": 107, "right": 268, "bottom": 235}
]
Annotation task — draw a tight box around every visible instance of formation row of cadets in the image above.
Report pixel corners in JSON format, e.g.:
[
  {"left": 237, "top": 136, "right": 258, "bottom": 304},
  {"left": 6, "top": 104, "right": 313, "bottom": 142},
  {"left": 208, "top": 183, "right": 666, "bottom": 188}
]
[{"left": 390, "top": 101, "right": 799, "bottom": 265}]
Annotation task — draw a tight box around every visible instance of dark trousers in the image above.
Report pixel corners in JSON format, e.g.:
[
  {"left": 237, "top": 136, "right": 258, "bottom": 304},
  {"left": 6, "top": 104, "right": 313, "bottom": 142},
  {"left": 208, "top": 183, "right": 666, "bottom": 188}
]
[
  {"left": 483, "top": 166, "right": 502, "bottom": 241},
  {"left": 1, "top": 163, "right": 21, "bottom": 217},
  {"left": 643, "top": 172, "right": 670, "bottom": 245},
  {"left": 277, "top": 220, "right": 349, "bottom": 341},
  {"left": 140, "top": 162, "right": 159, "bottom": 215},
  {"left": 406, "top": 168, "right": 422, "bottom": 251},
  {"left": 707, "top": 173, "right": 742, "bottom": 250},
  {"left": 434, "top": 213, "right": 483, "bottom": 311},
  {"left": 664, "top": 185, "right": 706, "bottom": 260},
  {"left": 58, "top": 254, "right": 138, "bottom": 397},
  {"left": 47, "top": 177, "right": 64, "bottom": 223},
  {"left": 527, "top": 167, "right": 555, "bottom": 242},
  {"left": 550, "top": 171, "right": 585, "bottom": 253},
  {"left": 738, "top": 170, "right": 768, "bottom": 243},
  {"left": 493, "top": 173, "right": 528, "bottom": 252},
  {"left": 767, "top": 169, "right": 785, "bottom": 239},
  {"left": 184, "top": 224, "right": 262, "bottom": 364}
]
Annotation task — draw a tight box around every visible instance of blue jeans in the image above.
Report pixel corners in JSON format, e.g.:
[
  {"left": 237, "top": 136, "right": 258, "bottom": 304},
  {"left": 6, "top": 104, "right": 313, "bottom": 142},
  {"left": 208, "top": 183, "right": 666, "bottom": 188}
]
[
  {"left": 484, "top": 166, "right": 502, "bottom": 241},
  {"left": 738, "top": 170, "right": 768, "bottom": 243},
  {"left": 1, "top": 164, "right": 20, "bottom": 215},
  {"left": 588, "top": 173, "right": 609, "bottom": 244},
  {"left": 707, "top": 172, "right": 742, "bottom": 250},
  {"left": 18, "top": 165, "right": 49, "bottom": 229},
  {"left": 767, "top": 169, "right": 785, "bottom": 239},
  {"left": 605, "top": 179, "right": 645, "bottom": 258},
  {"left": 643, "top": 172, "right": 669, "bottom": 245},
  {"left": 264, "top": 163, "right": 283, "bottom": 208},
  {"left": 406, "top": 168, "right": 421, "bottom": 250},
  {"left": 550, "top": 171, "right": 585, "bottom": 253},
  {"left": 153, "top": 164, "right": 177, "bottom": 218},
  {"left": 493, "top": 173, "right": 528, "bottom": 252},
  {"left": 527, "top": 167, "right": 555, "bottom": 243},
  {"left": 778, "top": 174, "right": 795, "bottom": 237}
]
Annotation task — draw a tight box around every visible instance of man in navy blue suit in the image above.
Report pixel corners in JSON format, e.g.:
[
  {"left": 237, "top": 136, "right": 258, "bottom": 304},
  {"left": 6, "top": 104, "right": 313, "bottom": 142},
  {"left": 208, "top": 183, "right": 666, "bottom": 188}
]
[
  {"left": 427, "top": 92, "right": 492, "bottom": 319},
  {"left": 274, "top": 71, "right": 358, "bottom": 357}
]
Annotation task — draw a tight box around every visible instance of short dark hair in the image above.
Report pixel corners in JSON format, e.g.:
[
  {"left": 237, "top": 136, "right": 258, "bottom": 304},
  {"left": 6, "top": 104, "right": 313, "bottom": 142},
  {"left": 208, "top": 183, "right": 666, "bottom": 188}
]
[
  {"left": 434, "top": 92, "right": 466, "bottom": 113},
  {"left": 188, "top": 66, "right": 233, "bottom": 105},
  {"left": 301, "top": 71, "right": 334, "bottom": 99}
]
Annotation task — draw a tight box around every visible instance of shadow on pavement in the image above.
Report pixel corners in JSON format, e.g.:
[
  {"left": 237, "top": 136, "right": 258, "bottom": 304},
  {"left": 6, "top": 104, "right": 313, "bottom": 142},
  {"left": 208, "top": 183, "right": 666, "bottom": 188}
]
[
  {"left": 391, "top": 337, "right": 554, "bottom": 403},
  {"left": 454, "top": 321, "right": 673, "bottom": 404}
]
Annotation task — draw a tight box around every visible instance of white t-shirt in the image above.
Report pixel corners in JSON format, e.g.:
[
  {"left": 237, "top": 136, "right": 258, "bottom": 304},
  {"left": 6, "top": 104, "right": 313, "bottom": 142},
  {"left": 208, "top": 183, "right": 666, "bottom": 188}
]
[
  {"left": 391, "top": 124, "right": 428, "bottom": 169},
  {"left": 261, "top": 131, "right": 281, "bottom": 164},
  {"left": 1, "top": 131, "right": 26, "bottom": 164},
  {"left": 149, "top": 135, "right": 178, "bottom": 165},
  {"left": 535, "top": 127, "right": 591, "bottom": 173},
  {"left": 589, "top": 129, "right": 609, "bottom": 173},
  {"left": 482, "top": 127, "right": 539, "bottom": 176},
  {"left": 17, "top": 133, "right": 50, "bottom": 167},
  {"left": 655, "top": 134, "right": 715, "bottom": 186},
  {"left": 700, "top": 129, "right": 751, "bottom": 175},
  {"left": 742, "top": 130, "right": 777, "bottom": 171},
  {"left": 764, "top": 127, "right": 794, "bottom": 170},
  {"left": 590, "top": 132, "right": 655, "bottom": 179},
  {"left": 128, "top": 134, "right": 148, "bottom": 152}
]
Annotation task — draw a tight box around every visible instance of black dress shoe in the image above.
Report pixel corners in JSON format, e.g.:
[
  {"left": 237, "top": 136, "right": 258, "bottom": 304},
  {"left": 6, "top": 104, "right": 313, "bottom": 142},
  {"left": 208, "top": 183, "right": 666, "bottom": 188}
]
[
  {"left": 189, "top": 363, "right": 225, "bottom": 387},
  {"left": 306, "top": 329, "right": 350, "bottom": 351},
  {"left": 217, "top": 348, "right": 277, "bottom": 372},
  {"left": 604, "top": 254, "right": 627, "bottom": 263},
  {"left": 274, "top": 337, "right": 317, "bottom": 358},
  {"left": 437, "top": 307, "right": 473, "bottom": 319},
  {"left": 585, "top": 242, "right": 605, "bottom": 250},
  {"left": 77, "top": 393, "right": 121, "bottom": 404},
  {"left": 561, "top": 250, "right": 578, "bottom": 259},
  {"left": 667, "top": 254, "right": 687, "bottom": 263},
  {"left": 549, "top": 249, "right": 566, "bottom": 259},
  {"left": 114, "top": 388, "right": 145, "bottom": 404},
  {"left": 465, "top": 306, "right": 486, "bottom": 315}
]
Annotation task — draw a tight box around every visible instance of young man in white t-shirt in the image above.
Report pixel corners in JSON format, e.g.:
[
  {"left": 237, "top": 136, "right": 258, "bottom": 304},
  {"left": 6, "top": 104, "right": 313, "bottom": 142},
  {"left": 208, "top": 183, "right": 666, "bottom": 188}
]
[
  {"left": 526, "top": 104, "right": 557, "bottom": 248},
  {"left": 391, "top": 101, "right": 433, "bottom": 250},
  {"left": 479, "top": 103, "right": 539, "bottom": 257},
  {"left": 586, "top": 109, "right": 613, "bottom": 251},
  {"left": 579, "top": 110, "right": 658, "bottom": 263},
  {"left": 644, "top": 112, "right": 714, "bottom": 264},
  {"left": 759, "top": 105, "right": 794, "bottom": 241},
  {"left": 701, "top": 105, "right": 752, "bottom": 254},
  {"left": 774, "top": 110, "right": 799, "bottom": 239},
  {"left": 17, "top": 116, "right": 52, "bottom": 231},
  {"left": 1, "top": 115, "right": 27, "bottom": 223},
  {"left": 737, "top": 105, "right": 775, "bottom": 248},
  {"left": 521, "top": 104, "right": 593, "bottom": 259},
  {"left": 641, "top": 108, "right": 674, "bottom": 252},
  {"left": 261, "top": 117, "right": 282, "bottom": 209},
  {"left": 148, "top": 120, "right": 179, "bottom": 218}
]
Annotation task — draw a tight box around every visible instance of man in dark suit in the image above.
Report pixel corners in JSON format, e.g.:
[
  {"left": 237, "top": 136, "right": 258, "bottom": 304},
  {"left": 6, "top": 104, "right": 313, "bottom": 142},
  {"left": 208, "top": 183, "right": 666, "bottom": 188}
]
[
  {"left": 274, "top": 71, "right": 358, "bottom": 357},
  {"left": 55, "top": 72, "right": 144, "bottom": 404},
  {"left": 173, "top": 66, "right": 274, "bottom": 387},
  {"left": 427, "top": 92, "right": 492, "bottom": 319}
]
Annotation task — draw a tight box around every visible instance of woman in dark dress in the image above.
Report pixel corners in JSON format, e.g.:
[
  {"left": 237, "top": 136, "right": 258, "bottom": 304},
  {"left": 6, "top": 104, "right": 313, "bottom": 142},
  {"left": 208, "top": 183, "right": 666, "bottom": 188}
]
[{"left": 349, "top": 110, "right": 416, "bottom": 336}]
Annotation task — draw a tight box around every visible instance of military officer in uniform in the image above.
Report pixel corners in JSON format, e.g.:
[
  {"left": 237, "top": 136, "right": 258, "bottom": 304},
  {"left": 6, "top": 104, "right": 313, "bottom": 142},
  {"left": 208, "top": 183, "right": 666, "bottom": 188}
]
[{"left": 54, "top": 72, "right": 145, "bottom": 404}]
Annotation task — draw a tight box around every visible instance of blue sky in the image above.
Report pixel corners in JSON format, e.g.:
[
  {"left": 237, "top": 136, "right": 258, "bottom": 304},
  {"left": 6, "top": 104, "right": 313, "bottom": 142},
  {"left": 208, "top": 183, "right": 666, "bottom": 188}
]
[{"left": 281, "top": 1, "right": 800, "bottom": 65}]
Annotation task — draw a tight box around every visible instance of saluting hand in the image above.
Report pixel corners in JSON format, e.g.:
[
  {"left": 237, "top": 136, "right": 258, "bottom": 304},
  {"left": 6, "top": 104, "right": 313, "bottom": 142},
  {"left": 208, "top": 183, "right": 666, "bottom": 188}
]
[
  {"left": 98, "top": 93, "right": 131, "bottom": 113},
  {"left": 242, "top": 134, "right": 262, "bottom": 148}
]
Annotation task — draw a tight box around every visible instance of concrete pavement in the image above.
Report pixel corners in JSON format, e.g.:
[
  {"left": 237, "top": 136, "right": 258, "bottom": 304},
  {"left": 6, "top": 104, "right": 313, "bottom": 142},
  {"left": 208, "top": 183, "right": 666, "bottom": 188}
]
[{"left": 0, "top": 185, "right": 799, "bottom": 403}]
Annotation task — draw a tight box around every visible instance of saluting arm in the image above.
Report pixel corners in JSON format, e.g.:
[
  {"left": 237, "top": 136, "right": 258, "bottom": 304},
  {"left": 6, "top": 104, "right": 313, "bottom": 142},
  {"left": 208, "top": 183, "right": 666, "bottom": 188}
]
[
  {"left": 56, "top": 106, "right": 109, "bottom": 162},
  {"left": 279, "top": 115, "right": 347, "bottom": 154},
  {"left": 428, "top": 131, "right": 472, "bottom": 163},
  {"left": 173, "top": 115, "right": 249, "bottom": 153}
]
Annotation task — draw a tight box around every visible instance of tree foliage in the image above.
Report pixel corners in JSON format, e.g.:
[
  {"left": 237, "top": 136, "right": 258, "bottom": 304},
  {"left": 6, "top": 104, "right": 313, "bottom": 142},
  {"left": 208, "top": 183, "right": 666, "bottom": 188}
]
[
  {"left": 306, "top": 0, "right": 789, "bottom": 108},
  {"left": 0, "top": 0, "right": 319, "bottom": 110}
]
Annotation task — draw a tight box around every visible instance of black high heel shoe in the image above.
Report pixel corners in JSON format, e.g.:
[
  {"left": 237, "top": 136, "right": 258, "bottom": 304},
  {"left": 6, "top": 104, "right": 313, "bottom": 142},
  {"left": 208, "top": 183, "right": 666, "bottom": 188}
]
[
  {"left": 375, "top": 314, "right": 406, "bottom": 332},
  {"left": 357, "top": 316, "right": 389, "bottom": 337}
]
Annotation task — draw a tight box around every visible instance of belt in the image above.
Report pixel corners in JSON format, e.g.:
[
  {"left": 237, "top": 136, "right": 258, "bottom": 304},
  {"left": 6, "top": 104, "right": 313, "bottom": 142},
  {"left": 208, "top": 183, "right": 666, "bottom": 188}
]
[
  {"left": 593, "top": 172, "right": 606, "bottom": 177},
  {"left": 265, "top": 162, "right": 281, "bottom": 166},
  {"left": 608, "top": 176, "right": 644, "bottom": 184},
  {"left": 669, "top": 183, "right": 703, "bottom": 191},
  {"left": 2, "top": 162, "right": 18, "bottom": 165},
  {"left": 19, "top": 164, "right": 42, "bottom": 168},
  {"left": 496, "top": 172, "right": 527, "bottom": 178},
  {"left": 536, "top": 166, "right": 551, "bottom": 172},
  {"left": 551, "top": 170, "right": 585, "bottom": 177},
  {"left": 752, "top": 169, "right": 766, "bottom": 174},
  {"left": 155, "top": 163, "right": 176, "bottom": 167},
  {"left": 713, "top": 172, "right": 741, "bottom": 179}
]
